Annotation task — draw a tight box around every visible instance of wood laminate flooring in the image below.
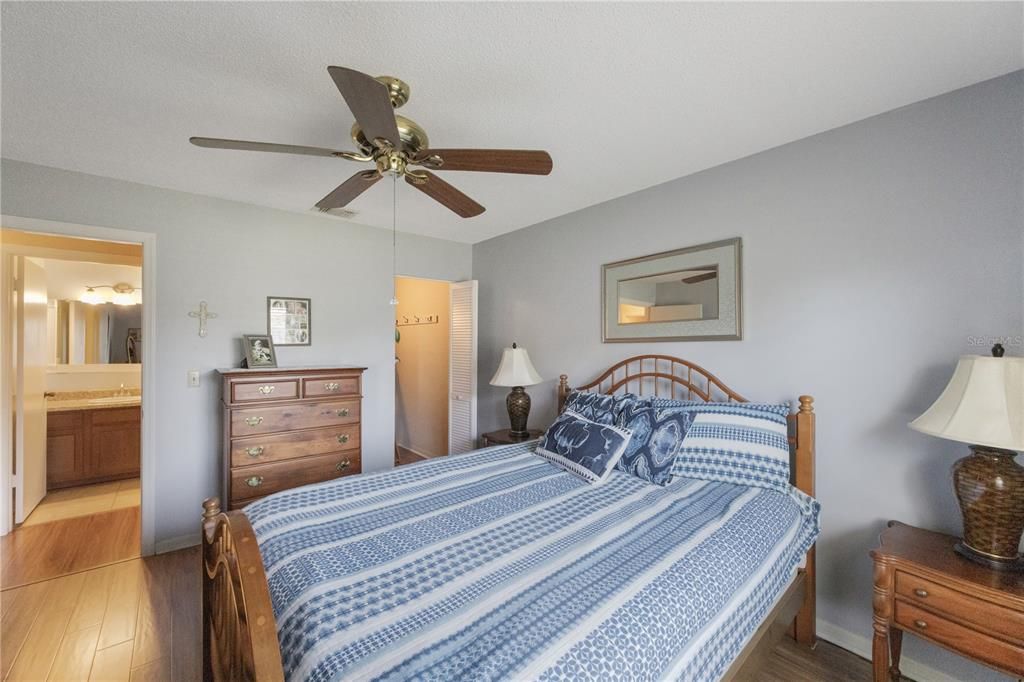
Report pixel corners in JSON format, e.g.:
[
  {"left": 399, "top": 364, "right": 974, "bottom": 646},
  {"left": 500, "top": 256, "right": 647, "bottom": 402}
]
[
  {"left": 23, "top": 479, "right": 140, "bottom": 527},
  {"left": 1, "top": 547, "right": 198, "bottom": 681},
  {"left": 2, "top": 544, "right": 893, "bottom": 681},
  {"left": 1, "top": 506, "right": 140, "bottom": 590}
]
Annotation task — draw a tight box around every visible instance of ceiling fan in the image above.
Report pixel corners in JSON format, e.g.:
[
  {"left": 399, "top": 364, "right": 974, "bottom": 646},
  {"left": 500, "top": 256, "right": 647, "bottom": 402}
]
[{"left": 190, "top": 67, "right": 553, "bottom": 218}]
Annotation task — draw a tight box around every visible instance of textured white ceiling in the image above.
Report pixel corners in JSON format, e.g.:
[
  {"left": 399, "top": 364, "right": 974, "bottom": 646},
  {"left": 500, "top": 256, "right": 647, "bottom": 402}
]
[
  {"left": 29, "top": 258, "right": 142, "bottom": 302},
  {"left": 2, "top": 2, "right": 1021, "bottom": 244}
]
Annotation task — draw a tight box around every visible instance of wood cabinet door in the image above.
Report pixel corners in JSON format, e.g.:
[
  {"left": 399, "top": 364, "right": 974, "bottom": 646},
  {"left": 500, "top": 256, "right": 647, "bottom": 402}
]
[
  {"left": 86, "top": 410, "right": 141, "bottom": 480},
  {"left": 46, "top": 430, "right": 85, "bottom": 488}
]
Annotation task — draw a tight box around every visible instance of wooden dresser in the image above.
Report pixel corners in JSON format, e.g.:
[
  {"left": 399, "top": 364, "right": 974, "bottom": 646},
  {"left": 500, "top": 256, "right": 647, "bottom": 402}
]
[
  {"left": 219, "top": 366, "right": 366, "bottom": 510},
  {"left": 870, "top": 521, "right": 1024, "bottom": 681}
]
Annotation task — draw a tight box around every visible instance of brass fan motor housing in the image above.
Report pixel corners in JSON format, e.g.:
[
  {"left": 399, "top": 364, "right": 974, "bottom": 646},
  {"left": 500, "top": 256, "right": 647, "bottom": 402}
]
[
  {"left": 351, "top": 75, "right": 428, "bottom": 157},
  {"left": 376, "top": 76, "right": 410, "bottom": 109},
  {"left": 351, "top": 115, "right": 430, "bottom": 157}
]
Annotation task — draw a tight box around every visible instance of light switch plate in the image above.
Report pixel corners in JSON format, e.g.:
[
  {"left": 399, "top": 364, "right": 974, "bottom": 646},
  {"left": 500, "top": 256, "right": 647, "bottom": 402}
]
[{"left": 188, "top": 370, "right": 200, "bottom": 388}]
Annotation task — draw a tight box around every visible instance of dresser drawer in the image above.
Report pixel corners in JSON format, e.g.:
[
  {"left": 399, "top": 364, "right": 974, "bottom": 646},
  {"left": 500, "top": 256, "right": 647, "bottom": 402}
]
[
  {"left": 302, "top": 375, "right": 360, "bottom": 398},
  {"left": 230, "top": 425, "right": 360, "bottom": 467},
  {"left": 231, "top": 379, "right": 299, "bottom": 403},
  {"left": 230, "top": 451, "right": 361, "bottom": 503},
  {"left": 895, "top": 600, "right": 1023, "bottom": 675},
  {"left": 896, "top": 571, "right": 1024, "bottom": 643},
  {"left": 230, "top": 399, "right": 361, "bottom": 436}
]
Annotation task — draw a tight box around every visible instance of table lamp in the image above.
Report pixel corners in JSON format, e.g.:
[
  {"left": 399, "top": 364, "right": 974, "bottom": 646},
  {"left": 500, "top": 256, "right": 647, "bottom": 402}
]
[
  {"left": 909, "top": 344, "right": 1024, "bottom": 571},
  {"left": 489, "top": 343, "right": 542, "bottom": 437}
]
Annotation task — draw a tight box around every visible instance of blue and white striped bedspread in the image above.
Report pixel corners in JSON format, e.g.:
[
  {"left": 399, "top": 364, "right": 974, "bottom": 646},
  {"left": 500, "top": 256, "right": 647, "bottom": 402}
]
[{"left": 246, "top": 442, "right": 820, "bottom": 682}]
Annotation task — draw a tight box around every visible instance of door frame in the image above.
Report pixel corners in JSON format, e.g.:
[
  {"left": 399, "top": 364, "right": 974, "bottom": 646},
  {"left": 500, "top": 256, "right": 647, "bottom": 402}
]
[{"left": 0, "top": 214, "right": 157, "bottom": 555}]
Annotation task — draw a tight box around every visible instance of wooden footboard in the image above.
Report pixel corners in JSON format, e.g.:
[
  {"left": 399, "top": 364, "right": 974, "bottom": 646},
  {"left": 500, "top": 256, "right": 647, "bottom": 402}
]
[{"left": 202, "top": 498, "right": 285, "bottom": 682}]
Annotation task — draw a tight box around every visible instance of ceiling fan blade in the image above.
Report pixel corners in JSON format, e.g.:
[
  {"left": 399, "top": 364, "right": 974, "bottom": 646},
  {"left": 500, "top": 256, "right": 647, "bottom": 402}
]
[
  {"left": 190, "top": 137, "right": 367, "bottom": 160},
  {"left": 315, "top": 170, "right": 382, "bottom": 211},
  {"left": 327, "top": 66, "right": 401, "bottom": 149},
  {"left": 681, "top": 272, "right": 718, "bottom": 285},
  {"left": 406, "top": 171, "right": 485, "bottom": 218},
  {"left": 413, "top": 149, "right": 552, "bottom": 175}
]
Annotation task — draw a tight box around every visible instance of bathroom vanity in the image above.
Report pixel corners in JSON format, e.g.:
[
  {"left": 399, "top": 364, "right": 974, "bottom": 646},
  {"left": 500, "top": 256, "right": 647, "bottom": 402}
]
[{"left": 46, "top": 393, "right": 141, "bottom": 490}]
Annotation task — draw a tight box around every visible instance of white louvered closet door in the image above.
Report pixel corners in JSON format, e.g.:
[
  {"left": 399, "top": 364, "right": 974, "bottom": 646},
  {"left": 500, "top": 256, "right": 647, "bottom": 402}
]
[{"left": 448, "top": 280, "right": 478, "bottom": 454}]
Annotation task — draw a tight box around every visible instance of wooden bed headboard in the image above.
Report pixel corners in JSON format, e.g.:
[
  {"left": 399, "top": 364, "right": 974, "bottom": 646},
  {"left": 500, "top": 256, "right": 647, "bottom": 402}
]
[{"left": 556, "top": 354, "right": 817, "bottom": 650}]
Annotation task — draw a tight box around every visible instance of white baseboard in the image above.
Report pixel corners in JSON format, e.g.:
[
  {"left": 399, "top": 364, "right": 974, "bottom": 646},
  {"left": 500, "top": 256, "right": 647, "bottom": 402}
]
[
  {"left": 817, "top": 618, "right": 959, "bottom": 682},
  {"left": 154, "top": 532, "right": 199, "bottom": 554}
]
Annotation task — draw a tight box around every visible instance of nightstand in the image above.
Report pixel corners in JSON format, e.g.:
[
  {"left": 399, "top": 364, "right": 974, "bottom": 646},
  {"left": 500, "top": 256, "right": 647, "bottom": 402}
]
[
  {"left": 480, "top": 428, "right": 544, "bottom": 448},
  {"left": 869, "top": 521, "right": 1024, "bottom": 681}
]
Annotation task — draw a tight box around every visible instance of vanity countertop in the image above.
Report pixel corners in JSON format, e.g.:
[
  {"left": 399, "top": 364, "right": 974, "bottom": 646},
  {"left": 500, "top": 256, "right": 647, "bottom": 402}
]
[{"left": 46, "top": 389, "right": 141, "bottom": 413}]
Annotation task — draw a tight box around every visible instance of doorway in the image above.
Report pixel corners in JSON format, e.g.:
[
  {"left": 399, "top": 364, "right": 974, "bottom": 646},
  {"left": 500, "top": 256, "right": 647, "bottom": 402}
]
[
  {"left": 1, "top": 227, "right": 146, "bottom": 588},
  {"left": 394, "top": 277, "right": 478, "bottom": 465}
]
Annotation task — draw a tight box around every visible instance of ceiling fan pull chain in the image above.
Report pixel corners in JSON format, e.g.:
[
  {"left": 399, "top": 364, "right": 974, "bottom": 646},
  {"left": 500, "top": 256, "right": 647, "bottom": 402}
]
[{"left": 390, "top": 173, "right": 399, "bottom": 306}]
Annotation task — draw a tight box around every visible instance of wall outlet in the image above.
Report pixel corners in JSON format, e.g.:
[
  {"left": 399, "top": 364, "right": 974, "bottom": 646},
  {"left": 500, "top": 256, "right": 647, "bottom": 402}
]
[{"left": 188, "top": 370, "right": 200, "bottom": 388}]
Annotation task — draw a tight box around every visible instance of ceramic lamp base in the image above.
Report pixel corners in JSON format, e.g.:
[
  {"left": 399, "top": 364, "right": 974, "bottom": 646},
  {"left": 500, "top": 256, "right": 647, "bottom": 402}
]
[
  {"left": 506, "top": 386, "right": 531, "bottom": 438},
  {"left": 952, "top": 445, "right": 1024, "bottom": 572}
]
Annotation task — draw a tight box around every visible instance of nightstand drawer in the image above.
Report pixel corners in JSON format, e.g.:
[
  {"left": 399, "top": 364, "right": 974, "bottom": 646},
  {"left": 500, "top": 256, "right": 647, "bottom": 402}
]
[
  {"left": 896, "top": 571, "right": 1024, "bottom": 643},
  {"left": 894, "top": 601, "right": 1023, "bottom": 675}
]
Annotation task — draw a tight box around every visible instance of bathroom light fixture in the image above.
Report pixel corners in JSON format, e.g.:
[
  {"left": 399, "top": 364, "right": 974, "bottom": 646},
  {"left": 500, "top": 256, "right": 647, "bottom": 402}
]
[
  {"left": 80, "top": 287, "right": 104, "bottom": 305},
  {"left": 80, "top": 283, "right": 141, "bottom": 305}
]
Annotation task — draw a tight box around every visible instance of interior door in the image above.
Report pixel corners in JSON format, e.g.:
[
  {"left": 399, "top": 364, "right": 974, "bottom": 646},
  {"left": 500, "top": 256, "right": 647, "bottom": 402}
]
[
  {"left": 14, "top": 257, "right": 47, "bottom": 522},
  {"left": 448, "top": 280, "right": 478, "bottom": 454}
]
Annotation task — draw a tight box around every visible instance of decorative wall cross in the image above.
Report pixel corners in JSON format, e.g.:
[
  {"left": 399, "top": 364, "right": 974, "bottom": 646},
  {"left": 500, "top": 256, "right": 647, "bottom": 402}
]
[{"left": 188, "top": 300, "right": 218, "bottom": 338}]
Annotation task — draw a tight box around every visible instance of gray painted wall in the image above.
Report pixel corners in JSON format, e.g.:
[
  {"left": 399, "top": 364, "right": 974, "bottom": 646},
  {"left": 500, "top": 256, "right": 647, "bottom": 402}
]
[
  {"left": 1, "top": 159, "right": 472, "bottom": 547},
  {"left": 474, "top": 72, "right": 1023, "bottom": 679}
]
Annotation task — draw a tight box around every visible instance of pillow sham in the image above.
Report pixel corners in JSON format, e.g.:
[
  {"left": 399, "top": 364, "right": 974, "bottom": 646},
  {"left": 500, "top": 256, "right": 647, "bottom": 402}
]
[
  {"left": 562, "top": 390, "right": 639, "bottom": 425},
  {"left": 616, "top": 405, "right": 694, "bottom": 485},
  {"left": 535, "top": 410, "right": 631, "bottom": 484},
  {"left": 671, "top": 406, "right": 791, "bottom": 492},
  {"left": 648, "top": 397, "right": 790, "bottom": 418}
]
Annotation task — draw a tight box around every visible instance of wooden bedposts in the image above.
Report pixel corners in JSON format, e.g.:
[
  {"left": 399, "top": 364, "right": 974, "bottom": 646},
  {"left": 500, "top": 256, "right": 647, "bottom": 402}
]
[
  {"left": 201, "top": 497, "right": 284, "bottom": 682},
  {"left": 557, "top": 374, "right": 570, "bottom": 413},
  {"left": 793, "top": 396, "right": 816, "bottom": 646}
]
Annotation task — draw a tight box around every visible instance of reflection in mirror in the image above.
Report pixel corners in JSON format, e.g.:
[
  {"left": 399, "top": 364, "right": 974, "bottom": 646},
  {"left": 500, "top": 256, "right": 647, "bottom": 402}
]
[
  {"left": 51, "top": 301, "right": 142, "bottom": 364},
  {"left": 617, "top": 266, "right": 719, "bottom": 324}
]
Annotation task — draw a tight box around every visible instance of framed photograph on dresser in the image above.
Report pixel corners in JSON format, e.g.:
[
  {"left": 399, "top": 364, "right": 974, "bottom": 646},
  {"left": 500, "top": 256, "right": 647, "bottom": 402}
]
[
  {"left": 242, "top": 334, "right": 277, "bottom": 368},
  {"left": 268, "top": 296, "right": 311, "bottom": 346}
]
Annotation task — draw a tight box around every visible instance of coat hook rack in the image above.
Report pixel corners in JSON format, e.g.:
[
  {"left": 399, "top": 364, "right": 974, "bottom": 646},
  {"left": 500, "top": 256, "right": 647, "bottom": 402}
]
[{"left": 396, "top": 313, "right": 440, "bottom": 327}]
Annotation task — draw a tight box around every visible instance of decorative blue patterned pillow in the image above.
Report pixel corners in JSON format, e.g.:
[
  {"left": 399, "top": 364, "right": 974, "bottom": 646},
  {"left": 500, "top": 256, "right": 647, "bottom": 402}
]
[
  {"left": 562, "top": 390, "right": 639, "bottom": 425},
  {"left": 649, "top": 397, "right": 790, "bottom": 418},
  {"left": 671, "top": 405, "right": 791, "bottom": 492},
  {"left": 616, "top": 406, "right": 694, "bottom": 485},
  {"left": 535, "top": 410, "right": 631, "bottom": 484}
]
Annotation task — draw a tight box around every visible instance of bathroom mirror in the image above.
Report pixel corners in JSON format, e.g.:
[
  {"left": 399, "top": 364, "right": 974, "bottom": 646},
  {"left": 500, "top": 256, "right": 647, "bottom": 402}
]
[
  {"left": 603, "top": 238, "right": 742, "bottom": 342},
  {"left": 51, "top": 300, "right": 142, "bottom": 364}
]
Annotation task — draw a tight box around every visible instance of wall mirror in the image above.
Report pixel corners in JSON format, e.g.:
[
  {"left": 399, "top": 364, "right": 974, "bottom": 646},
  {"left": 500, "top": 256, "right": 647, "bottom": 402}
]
[{"left": 603, "top": 238, "right": 742, "bottom": 342}]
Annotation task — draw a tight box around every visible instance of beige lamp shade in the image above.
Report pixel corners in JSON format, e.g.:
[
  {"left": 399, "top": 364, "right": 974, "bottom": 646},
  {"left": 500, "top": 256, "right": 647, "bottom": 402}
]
[
  {"left": 909, "top": 355, "right": 1024, "bottom": 451},
  {"left": 489, "top": 345, "right": 542, "bottom": 387}
]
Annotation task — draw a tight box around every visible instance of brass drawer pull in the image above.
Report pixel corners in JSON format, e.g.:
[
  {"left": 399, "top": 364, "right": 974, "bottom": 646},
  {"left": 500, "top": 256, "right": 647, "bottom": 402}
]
[
  {"left": 245, "top": 446, "right": 264, "bottom": 458},
  {"left": 337, "top": 434, "right": 350, "bottom": 444},
  {"left": 336, "top": 459, "right": 351, "bottom": 471},
  {"left": 913, "top": 619, "right": 927, "bottom": 629},
  {"left": 245, "top": 476, "right": 264, "bottom": 488},
  {"left": 258, "top": 385, "right": 275, "bottom": 395},
  {"left": 913, "top": 588, "right": 928, "bottom": 598},
  {"left": 245, "top": 416, "right": 264, "bottom": 427},
  {"left": 325, "top": 382, "right": 340, "bottom": 391},
  {"left": 336, "top": 408, "right": 350, "bottom": 417}
]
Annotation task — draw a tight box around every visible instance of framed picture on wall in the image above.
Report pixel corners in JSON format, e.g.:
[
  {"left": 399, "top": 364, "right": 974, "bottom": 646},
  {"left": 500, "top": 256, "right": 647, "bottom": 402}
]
[
  {"left": 242, "top": 334, "right": 277, "bottom": 368},
  {"left": 267, "top": 296, "right": 311, "bottom": 346}
]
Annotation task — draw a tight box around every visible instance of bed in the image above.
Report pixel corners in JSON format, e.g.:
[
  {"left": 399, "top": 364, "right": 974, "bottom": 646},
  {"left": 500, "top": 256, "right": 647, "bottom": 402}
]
[{"left": 202, "top": 355, "right": 818, "bottom": 681}]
